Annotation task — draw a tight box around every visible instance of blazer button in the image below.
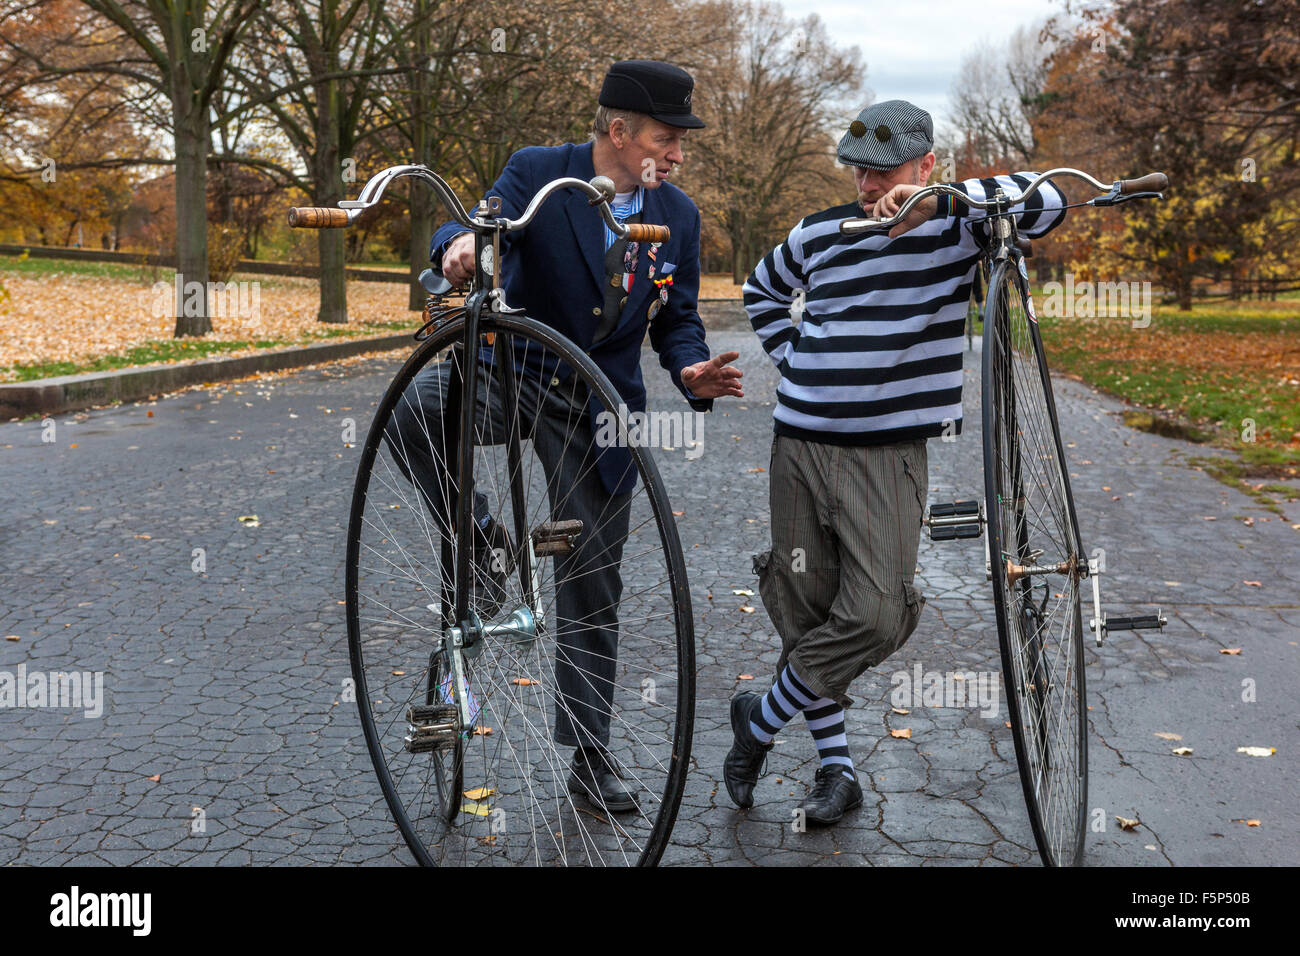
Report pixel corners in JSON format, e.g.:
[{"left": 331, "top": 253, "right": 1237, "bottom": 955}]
[
  {"left": 619, "top": 295, "right": 628, "bottom": 309},
  {"left": 551, "top": 376, "right": 560, "bottom": 387},
  {"left": 592, "top": 307, "right": 601, "bottom": 316}
]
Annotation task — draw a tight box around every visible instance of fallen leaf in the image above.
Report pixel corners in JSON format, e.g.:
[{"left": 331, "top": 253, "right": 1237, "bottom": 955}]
[
  {"left": 1202, "top": 516, "right": 1217, "bottom": 521},
  {"left": 738, "top": 673, "right": 754, "bottom": 680},
  {"left": 147, "top": 774, "right": 161, "bottom": 783},
  {"left": 891, "top": 707, "right": 910, "bottom": 715},
  {"left": 1220, "top": 648, "right": 1242, "bottom": 655},
  {"left": 672, "top": 511, "right": 684, "bottom": 516},
  {"left": 391, "top": 670, "right": 405, "bottom": 676},
  {"left": 68, "top": 443, "right": 78, "bottom": 449},
  {"left": 1115, "top": 815, "right": 1141, "bottom": 831},
  {"left": 889, "top": 728, "right": 912, "bottom": 739},
  {"left": 146, "top": 410, "right": 153, "bottom": 418},
  {"left": 732, "top": 589, "right": 754, "bottom": 596},
  {"left": 4, "top": 635, "right": 18, "bottom": 642},
  {"left": 463, "top": 787, "right": 495, "bottom": 801},
  {"left": 1233, "top": 819, "right": 1261, "bottom": 827},
  {"left": 1243, "top": 580, "right": 1262, "bottom": 587},
  {"left": 1172, "top": 747, "right": 1194, "bottom": 756},
  {"left": 460, "top": 801, "right": 492, "bottom": 817},
  {"left": 1153, "top": 732, "right": 1182, "bottom": 741},
  {"left": 1004, "top": 721, "right": 1012, "bottom": 728},
  {"left": 511, "top": 678, "right": 535, "bottom": 686},
  {"left": 472, "top": 725, "right": 492, "bottom": 737},
  {"left": 739, "top": 606, "right": 755, "bottom": 613},
  {"left": 1236, "top": 746, "right": 1275, "bottom": 757},
  {"left": 237, "top": 515, "right": 260, "bottom": 527},
  {"left": 478, "top": 835, "right": 497, "bottom": 845},
  {"left": 747, "top": 467, "right": 765, "bottom": 473}
]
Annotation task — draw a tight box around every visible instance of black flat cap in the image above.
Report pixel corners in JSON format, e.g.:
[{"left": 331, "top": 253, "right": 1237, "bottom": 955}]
[
  {"left": 599, "top": 60, "right": 705, "bottom": 129},
  {"left": 837, "top": 100, "right": 934, "bottom": 170}
]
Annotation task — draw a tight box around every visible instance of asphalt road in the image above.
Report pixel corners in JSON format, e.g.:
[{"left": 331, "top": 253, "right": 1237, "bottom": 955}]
[{"left": 2, "top": 329, "right": 1295, "bottom": 865}]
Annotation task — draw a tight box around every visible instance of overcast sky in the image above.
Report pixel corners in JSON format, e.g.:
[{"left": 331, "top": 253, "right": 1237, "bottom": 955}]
[{"left": 780, "top": 0, "right": 1066, "bottom": 133}]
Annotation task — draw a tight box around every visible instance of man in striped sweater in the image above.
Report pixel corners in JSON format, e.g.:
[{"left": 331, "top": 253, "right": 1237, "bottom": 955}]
[{"left": 725, "top": 99, "right": 1068, "bottom": 825}]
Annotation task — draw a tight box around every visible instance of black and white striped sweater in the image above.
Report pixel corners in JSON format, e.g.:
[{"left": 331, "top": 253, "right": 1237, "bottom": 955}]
[{"left": 743, "top": 173, "right": 1067, "bottom": 445}]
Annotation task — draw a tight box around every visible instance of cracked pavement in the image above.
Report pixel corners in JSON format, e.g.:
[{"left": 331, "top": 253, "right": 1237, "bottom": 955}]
[{"left": 2, "top": 323, "right": 1296, "bottom": 865}]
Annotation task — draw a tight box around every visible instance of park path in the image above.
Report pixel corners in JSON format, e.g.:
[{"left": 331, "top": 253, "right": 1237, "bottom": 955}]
[{"left": 1, "top": 329, "right": 1295, "bottom": 865}]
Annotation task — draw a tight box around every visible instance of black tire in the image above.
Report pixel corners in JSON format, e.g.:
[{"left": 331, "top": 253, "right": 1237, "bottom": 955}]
[
  {"left": 981, "top": 258, "right": 1088, "bottom": 867},
  {"left": 346, "top": 313, "right": 695, "bottom": 866}
]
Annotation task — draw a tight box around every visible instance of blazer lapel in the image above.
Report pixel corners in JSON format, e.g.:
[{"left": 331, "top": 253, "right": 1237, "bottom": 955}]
[{"left": 563, "top": 142, "right": 607, "bottom": 294}]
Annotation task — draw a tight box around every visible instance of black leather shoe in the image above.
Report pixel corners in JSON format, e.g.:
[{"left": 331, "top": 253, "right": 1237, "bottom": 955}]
[
  {"left": 567, "top": 746, "right": 637, "bottom": 813},
  {"left": 798, "top": 766, "right": 863, "bottom": 826},
  {"left": 723, "top": 691, "right": 773, "bottom": 809}
]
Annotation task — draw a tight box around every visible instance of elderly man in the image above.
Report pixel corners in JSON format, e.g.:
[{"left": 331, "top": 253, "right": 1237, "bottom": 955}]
[
  {"left": 387, "top": 60, "right": 742, "bottom": 812},
  {"left": 726, "top": 99, "right": 1068, "bottom": 825}
]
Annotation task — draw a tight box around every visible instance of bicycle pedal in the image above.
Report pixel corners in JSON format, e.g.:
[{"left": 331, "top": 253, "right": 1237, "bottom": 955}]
[
  {"left": 404, "top": 703, "right": 459, "bottom": 753},
  {"left": 532, "top": 519, "right": 583, "bottom": 556},
  {"left": 925, "top": 500, "right": 984, "bottom": 541},
  {"left": 1103, "top": 609, "right": 1167, "bottom": 633}
]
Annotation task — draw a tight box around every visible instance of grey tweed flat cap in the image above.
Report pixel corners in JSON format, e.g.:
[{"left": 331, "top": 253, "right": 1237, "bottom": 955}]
[{"left": 836, "top": 100, "right": 934, "bottom": 170}]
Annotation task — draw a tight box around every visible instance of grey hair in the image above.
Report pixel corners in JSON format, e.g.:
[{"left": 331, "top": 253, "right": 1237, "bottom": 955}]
[{"left": 591, "top": 105, "right": 649, "bottom": 140}]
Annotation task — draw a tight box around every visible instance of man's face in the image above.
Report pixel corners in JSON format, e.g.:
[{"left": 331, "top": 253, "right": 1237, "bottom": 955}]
[
  {"left": 612, "top": 117, "right": 688, "bottom": 189},
  {"left": 853, "top": 153, "right": 934, "bottom": 206}
]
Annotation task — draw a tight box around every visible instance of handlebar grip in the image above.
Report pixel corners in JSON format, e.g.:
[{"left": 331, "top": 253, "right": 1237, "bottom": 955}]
[
  {"left": 287, "top": 207, "right": 351, "bottom": 228},
  {"left": 624, "top": 223, "right": 670, "bottom": 243},
  {"left": 1119, "top": 172, "right": 1168, "bottom": 194}
]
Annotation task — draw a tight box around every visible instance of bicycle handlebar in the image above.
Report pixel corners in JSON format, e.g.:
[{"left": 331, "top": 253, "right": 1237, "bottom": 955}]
[
  {"left": 287, "top": 207, "right": 350, "bottom": 228},
  {"left": 286, "top": 165, "right": 669, "bottom": 243},
  {"left": 838, "top": 167, "right": 1169, "bottom": 235}
]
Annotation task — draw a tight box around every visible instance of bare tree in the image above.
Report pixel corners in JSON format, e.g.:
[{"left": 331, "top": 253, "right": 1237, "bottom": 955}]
[{"left": 684, "top": 1, "right": 865, "bottom": 282}]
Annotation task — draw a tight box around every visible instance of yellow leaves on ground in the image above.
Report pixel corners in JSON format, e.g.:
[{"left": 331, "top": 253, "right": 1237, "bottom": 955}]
[
  {"left": 889, "top": 728, "right": 911, "bottom": 739},
  {"left": 0, "top": 270, "right": 412, "bottom": 376}
]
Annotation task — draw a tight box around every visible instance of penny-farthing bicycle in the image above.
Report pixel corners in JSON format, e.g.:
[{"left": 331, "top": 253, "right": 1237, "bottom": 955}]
[
  {"left": 840, "top": 168, "right": 1170, "bottom": 866},
  {"left": 290, "top": 166, "right": 694, "bottom": 866}
]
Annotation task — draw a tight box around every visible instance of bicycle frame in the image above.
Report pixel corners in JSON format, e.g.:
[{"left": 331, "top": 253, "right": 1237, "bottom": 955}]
[
  {"left": 293, "top": 163, "right": 670, "bottom": 733},
  {"left": 839, "top": 166, "right": 1170, "bottom": 646}
]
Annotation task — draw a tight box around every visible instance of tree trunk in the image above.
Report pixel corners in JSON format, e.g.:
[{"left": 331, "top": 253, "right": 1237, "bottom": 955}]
[
  {"left": 172, "top": 93, "right": 212, "bottom": 337},
  {"left": 408, "top": 2, "right": 433, "bottom": 312},
  {"left": 1177, "top": 268, "right": 1193, "bottom": 311},
  {"left": 313, "top": 80, "right": 348, "bottom": 325}
]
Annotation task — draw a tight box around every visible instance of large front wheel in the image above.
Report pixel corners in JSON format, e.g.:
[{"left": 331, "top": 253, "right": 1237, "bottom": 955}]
[
  {"left": 346, "top": 313, "right": 695, "bottom": 866},
  {"left": 981, "top": 259, "right": 1088, "bottom": 866}
]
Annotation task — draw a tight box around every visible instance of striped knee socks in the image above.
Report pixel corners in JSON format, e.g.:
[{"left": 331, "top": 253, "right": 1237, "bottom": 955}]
[{"left": 749, "top": 664, "right": 855, "bottom": 779}]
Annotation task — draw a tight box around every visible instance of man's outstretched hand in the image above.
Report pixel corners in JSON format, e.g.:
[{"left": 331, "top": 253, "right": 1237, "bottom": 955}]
[{"left": 680, "top": 351, "right": 743, "bottom": 399}]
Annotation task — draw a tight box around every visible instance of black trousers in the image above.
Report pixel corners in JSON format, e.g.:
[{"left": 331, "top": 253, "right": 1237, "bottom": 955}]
[{"left": 382, "top": 355, "right": 632, "bottom": 749}]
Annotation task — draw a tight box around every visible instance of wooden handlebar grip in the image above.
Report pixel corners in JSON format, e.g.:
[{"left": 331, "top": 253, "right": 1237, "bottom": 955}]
[
  {"left": 1119, "top": 172, "right": 1168, "bottom": 194},
  {"left": 624, "top": 223, "right": 670, "bottom": 243},
  {"left": 287, "top": 207, "right": 350, "bottom": 228}
]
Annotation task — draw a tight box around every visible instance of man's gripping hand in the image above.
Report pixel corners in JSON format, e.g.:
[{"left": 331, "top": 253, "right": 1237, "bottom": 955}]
[
  {"left": 440, "top": 232, "right": 476, "bottom": 286},
  {"left": 680, "top": 351, "right": 743, "bottom": 399},
  {"left": 872, "top": 184, "right": 938, "bottom": 239}
]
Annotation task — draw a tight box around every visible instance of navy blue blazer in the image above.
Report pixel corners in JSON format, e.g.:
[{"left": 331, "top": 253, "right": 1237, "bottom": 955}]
[{"left": 430, "top": 141, "right": 713, "bottom": 496}]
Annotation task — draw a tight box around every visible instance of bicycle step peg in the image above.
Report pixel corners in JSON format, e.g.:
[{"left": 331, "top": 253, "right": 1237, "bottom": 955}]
[
  {"left": 404, "top": 703, "right": 460, "bottom": 753},
  {"left": 532, "top": 519, "right": 584, "bottom": 556},
  {"left": 925, "top": 500, "right": 984, "bottom": 541}
]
